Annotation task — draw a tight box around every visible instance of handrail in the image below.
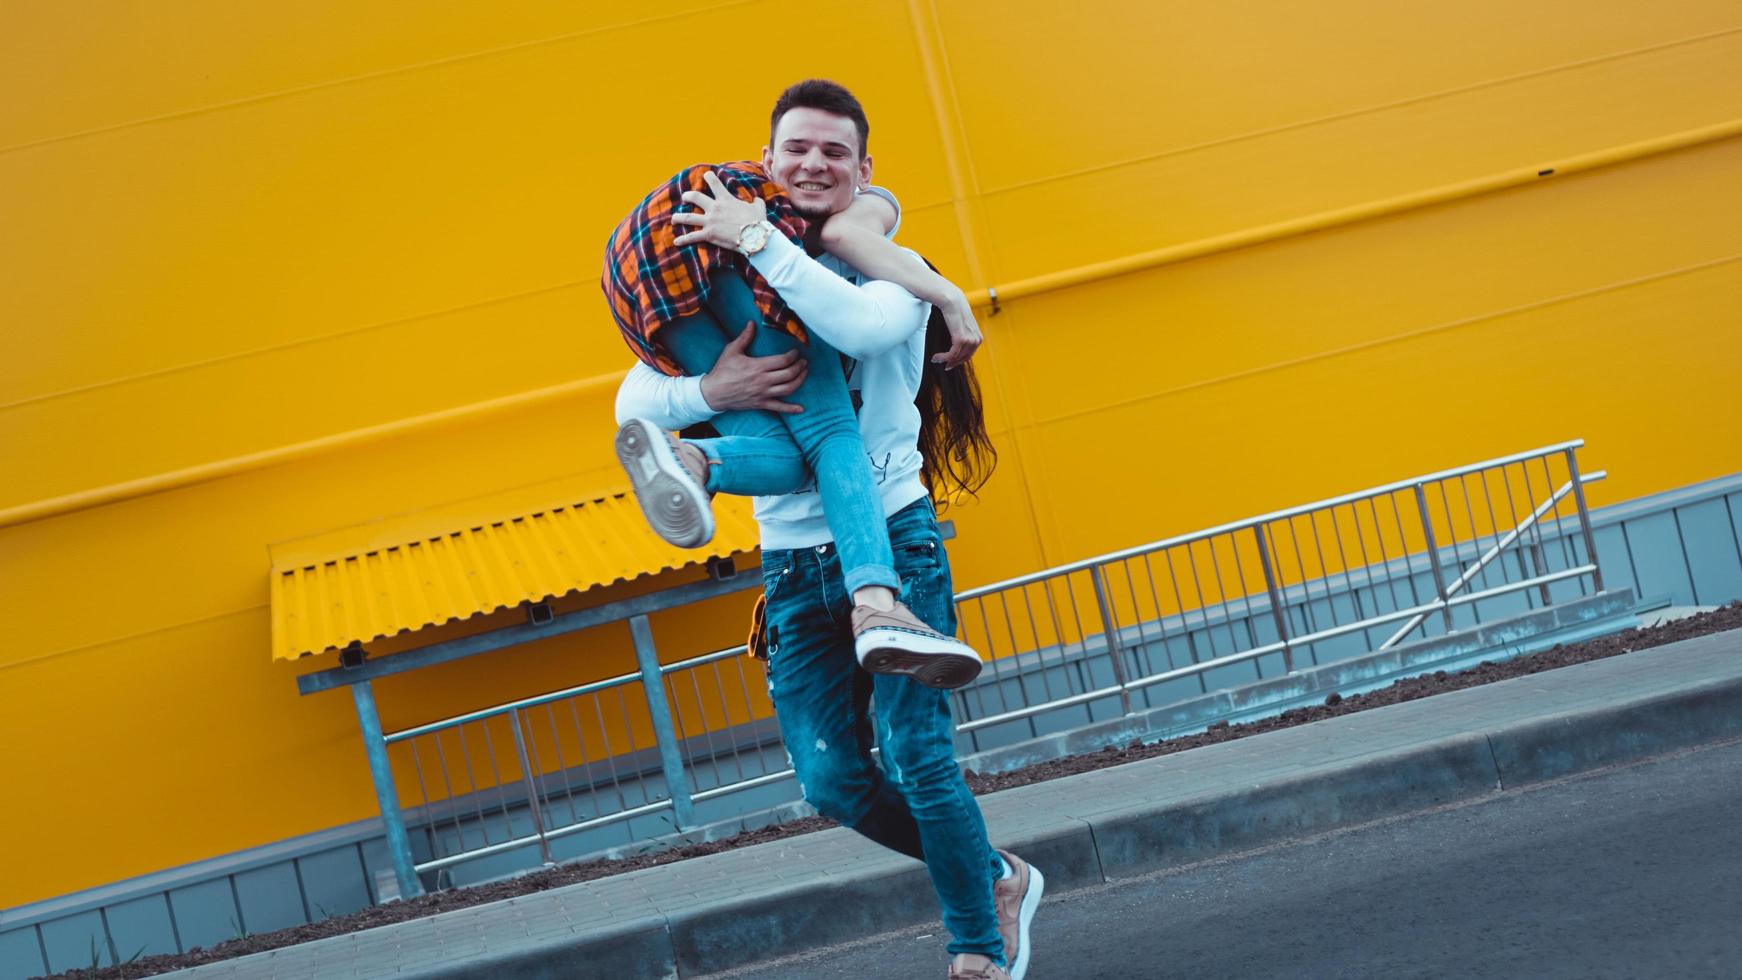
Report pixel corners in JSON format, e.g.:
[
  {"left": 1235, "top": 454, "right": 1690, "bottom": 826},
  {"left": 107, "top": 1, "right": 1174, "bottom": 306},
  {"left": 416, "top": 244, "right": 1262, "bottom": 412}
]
[{"left": 956, "top": 440, "right": 1588, "bottom": 600}]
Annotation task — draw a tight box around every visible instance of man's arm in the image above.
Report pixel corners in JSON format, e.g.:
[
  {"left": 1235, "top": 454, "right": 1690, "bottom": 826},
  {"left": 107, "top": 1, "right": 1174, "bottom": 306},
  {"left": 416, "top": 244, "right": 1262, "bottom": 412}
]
[
  {"left": 671, "top": 172, "right": 928, "bottom": 361},
  {"left": 614, "top": 323, "right": 809, "bottom": 427}
]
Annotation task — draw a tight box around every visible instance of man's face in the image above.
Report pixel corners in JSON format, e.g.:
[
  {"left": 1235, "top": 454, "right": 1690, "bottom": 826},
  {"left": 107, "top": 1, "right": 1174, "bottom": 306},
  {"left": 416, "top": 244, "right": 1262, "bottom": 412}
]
[{"left": 762, "top": 107, "right": 873, "bottom": 218}]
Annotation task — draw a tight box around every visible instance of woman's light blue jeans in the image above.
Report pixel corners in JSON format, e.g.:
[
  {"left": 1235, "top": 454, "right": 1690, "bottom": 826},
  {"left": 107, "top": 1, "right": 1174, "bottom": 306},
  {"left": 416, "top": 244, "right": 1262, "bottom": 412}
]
[{"left": 658, "top": 270, "right": 899, "bottom": 596}]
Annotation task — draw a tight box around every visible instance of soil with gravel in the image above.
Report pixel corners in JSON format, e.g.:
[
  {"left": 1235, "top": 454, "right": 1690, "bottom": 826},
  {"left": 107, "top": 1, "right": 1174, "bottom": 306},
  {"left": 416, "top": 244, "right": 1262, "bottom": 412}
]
[{"left": 48, "top": 602, "right": 1742, "bottom": 979}]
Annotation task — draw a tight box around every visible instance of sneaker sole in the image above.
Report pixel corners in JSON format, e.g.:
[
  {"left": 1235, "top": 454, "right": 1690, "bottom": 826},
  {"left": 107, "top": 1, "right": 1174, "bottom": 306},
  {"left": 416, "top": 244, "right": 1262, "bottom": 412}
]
[
  {"left": 1009, "top": 863, "right": 1044, "bottom": 980},
  {"left": 855, "top": 629, "right": 983, "bottom": 690},
  {"left": 614, "top": 419, "right": 713, "bottom": 549}
]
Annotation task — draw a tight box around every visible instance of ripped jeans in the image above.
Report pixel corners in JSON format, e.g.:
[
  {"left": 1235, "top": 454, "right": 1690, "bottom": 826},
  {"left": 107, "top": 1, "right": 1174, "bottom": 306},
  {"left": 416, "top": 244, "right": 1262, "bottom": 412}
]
[{"left": 759, "top": 497, "right": 1005, "bottom": 964}]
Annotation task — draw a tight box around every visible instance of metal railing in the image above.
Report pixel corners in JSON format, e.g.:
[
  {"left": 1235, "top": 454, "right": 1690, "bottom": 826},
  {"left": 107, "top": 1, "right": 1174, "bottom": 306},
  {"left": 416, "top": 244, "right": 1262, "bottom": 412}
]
[
  {"left": 948, "top": 440, "right": 1604, "bottom": 739},
  {"left": 365, "top": 440, "right": 1607, "bottom": 895}
]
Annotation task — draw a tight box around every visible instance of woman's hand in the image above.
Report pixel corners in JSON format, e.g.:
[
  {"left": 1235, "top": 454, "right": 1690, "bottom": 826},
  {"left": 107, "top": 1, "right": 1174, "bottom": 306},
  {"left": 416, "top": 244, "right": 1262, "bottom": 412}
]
[
  {"left": 933, "top": 288, "right": 983, "bottom": 370},
  {"left": 671, "top": 171, "right": 768, "bottom": 251}
]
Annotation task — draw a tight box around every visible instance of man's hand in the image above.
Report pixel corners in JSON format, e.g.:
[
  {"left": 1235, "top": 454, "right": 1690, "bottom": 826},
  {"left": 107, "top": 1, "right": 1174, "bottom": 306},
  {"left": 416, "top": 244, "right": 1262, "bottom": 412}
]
[
  {"left": 932, "top": 290, "right": 983, "bottom": 370},
  {"left": 671, "top": 171, "right": 769, "bottom": 251},
  {"left": 699, "top": 322, "right": 808, "bottom": 414}
]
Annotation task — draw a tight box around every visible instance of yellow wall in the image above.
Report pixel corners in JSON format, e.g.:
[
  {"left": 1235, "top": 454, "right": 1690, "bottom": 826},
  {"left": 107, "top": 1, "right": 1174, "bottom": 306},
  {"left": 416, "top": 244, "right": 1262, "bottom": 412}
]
[{"left": 3, "top": 1, "right": 1739, "bottom": 907}]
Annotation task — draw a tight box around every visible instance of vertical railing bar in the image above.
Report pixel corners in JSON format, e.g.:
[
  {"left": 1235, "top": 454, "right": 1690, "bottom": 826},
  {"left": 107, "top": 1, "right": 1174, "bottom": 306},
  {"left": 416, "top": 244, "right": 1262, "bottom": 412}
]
[
  {"left": 710, "top": 659, "right": 749, "bottom": 784},
  {"left": 672, "top": 671, "right": 714, "bottom": 793},
  {"left": 615, "top": 684, "right": 653, "bottom": 808},
  {"left": 1460, "top": 473, "right": 1494, "bottom": 594},
  {"left": 1180, "top": 539, "right": 1222, "bottom": 661},
  {"left": 1541, "top": 454, "right": 1571, "bottom": 557},
  {"left": 598, "top": 692, "right": 640, "bottom": 811},
  {"left": 1255, "top": 523, "right": 1295, "bottom": 673},
  {"left": 1364, "top": 497, "right": 1403, "bottom": 615},
  {"left": 453, "top": 723, "right": 495, "bottom": 845},
  {"left": 732, "top": 655, "right": 772, "bottom": 778},
  {"left": 566, "top": 698, "right": 604, "bottom": 818},
  {"left": 997, "top": 588, "right": 1046, "bottom": 708},
  {"left": 1518, "top": 461, "right": 1555, "bottom": 604},
  {"left": 1476, "top": 469, "right": 1509, "bottom": 588},
  {"left": 477, "top": 717, "right": 518, "bottom": 840},
  {"left": 1414, "top": 482, "right": 1457, "bottom": 633},
  {"left": 1347, "top": 498, "right": 1381, "bottom": 618},
  {"left": 1386, "top": 491, "right": 1425, "bottom": 612},
  {"left": 545, "top": 702, "right": 582, "bottom": 826},
  {"left": 1162, "top": 546, "right": 1208, "bottom": 691},
  {"left": 508, "top": 708, "right": 554, "bottom": 866},
  {"left": 1016, "top": 583, "right": 1048, "bottom": 705},
  {"left": 1304, "top": 510, "right": 1342, "bottom": 629},
  {"left": 1226, "top": 532, "right": 1261, "bottom": 654},
  {"left": 430, "top": 730, "right": 467, "bottom": 854},
  {"left": 1117, "top": 556, "right": 1155, "bottom": 675},
  {"left": 1500, "top": 464, "right": 1547, "bottom": 605},
  {"left": 1434, "top": 479, "right": 1473, "bottom": 623},
  {"left": 518, "top": 707, "right": 556, "bottom": 832},
  {"left": 1203, "top": 533, "right": 1243, "bottom": 657},
  {"left": 1040, "top": 579, "right": 1075, "bottom": 706},
  {"left": 1138, "top": 551, "right": 1167, "bottom": 677},
  {"left": 1089, "top": 564, "right": 1135, "bottom": 715},
  {"left": 967, "top": 596, "right": 1001, "bottom": 719},
  {"left": 1563, "top": 448, "right": 1604, "bottom": 592},
  {"left": 1327, "top": 504, "right": 1363, "bottom": 621},
  {"left": 408, "top": 739, "right": 434, "bottom": 821},
  {"left": 1059, "top": 572, "right": 1093, "bottom": 699},
  {"left": 1285, "top": 516, "right": 1320, "bottom": 636}
]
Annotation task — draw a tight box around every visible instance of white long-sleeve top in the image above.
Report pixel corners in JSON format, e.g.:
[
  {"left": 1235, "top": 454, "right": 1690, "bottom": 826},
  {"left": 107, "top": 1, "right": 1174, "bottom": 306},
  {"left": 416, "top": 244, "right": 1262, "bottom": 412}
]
[{"left": 614, "top": 194, "right": 933, "bottom": 551}]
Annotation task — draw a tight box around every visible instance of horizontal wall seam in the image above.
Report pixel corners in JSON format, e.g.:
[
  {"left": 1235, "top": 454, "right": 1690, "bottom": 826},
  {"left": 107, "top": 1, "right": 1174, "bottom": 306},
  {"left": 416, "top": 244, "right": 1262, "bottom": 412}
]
[
  {"left": 0, "top": 1, "right": 758, "bottom": 157},
  {"left": 1014, "top": 251, "right": 1742, "bottom": 429},
  {"left": 981, "top": 118, "right": 1742, "bottom": 306},
  {"left": 981, "top": 25, "right": 1742, "bottom": 198},
  {"left": 0, "top": 278, "right": 593, "bottom": 413},
  {"left": 0, "top": 372, "right": 619, "bottom": 529}
]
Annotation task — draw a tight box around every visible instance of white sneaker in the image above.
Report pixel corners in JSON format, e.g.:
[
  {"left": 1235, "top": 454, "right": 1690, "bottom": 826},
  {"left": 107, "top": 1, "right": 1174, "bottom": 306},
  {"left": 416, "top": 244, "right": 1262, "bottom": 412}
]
[{"left": 614, "top": 418, "right": 713, "bottom": 548}]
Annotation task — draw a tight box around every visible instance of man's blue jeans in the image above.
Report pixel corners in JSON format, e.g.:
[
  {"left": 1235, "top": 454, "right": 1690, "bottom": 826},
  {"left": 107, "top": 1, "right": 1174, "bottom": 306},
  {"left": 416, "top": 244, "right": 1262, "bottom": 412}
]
[
  {"left": 759, "top": 498, "right": 1006, "bottom": 963},
  {"left": 659, "top": 271, "right": 899, "bottom": 597}
]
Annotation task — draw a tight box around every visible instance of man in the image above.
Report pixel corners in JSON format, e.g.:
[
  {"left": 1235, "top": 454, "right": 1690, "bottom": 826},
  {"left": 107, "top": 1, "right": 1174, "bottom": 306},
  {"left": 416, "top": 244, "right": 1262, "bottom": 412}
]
[{"left": 613, "top": 80, "right": 1042, "bottom": 980}]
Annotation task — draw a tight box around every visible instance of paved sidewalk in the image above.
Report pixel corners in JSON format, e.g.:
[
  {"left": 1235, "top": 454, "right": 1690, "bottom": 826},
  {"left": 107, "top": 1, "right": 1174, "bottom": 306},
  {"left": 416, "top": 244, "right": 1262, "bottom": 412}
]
[{"left": 167, "top": 629, "right": 1742, "bottom": 980}]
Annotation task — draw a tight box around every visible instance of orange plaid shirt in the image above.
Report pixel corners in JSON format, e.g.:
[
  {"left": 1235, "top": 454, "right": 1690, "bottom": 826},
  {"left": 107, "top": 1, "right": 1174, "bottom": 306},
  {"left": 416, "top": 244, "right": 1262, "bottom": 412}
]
[{"left": 601, "top": 161, "right": 811, "bottom": 376}]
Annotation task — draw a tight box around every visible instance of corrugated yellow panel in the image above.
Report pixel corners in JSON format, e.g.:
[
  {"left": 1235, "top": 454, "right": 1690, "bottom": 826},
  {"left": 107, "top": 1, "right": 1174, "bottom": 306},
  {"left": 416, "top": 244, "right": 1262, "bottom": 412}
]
[{"left": 268, "top": 488, "right": 758, "bottom": 661}]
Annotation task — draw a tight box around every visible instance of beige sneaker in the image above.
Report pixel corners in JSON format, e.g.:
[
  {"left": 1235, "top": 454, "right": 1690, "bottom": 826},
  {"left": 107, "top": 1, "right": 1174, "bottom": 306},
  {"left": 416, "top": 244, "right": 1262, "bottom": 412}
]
[
  {"left": 851, "top": 602, "right": 983, "bottom": 689},
  {"left": 614, "top": 418, "right": 713, "bottom": 548},
  {"left": 994, "top": 850, "right": 1045, "bottom": 980},
  {"left": 948, "top": 953, "right": 1011, "bottom": 980}
]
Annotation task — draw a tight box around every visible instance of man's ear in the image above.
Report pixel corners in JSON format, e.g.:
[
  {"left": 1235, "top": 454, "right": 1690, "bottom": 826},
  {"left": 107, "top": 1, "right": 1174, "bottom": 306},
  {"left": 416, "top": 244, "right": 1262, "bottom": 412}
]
[
  {"left": 858, "top": 153, "right": 874, "bottom": 190},
  {"left": 761, "top": 145, "right": 774, "bottom": 172}
]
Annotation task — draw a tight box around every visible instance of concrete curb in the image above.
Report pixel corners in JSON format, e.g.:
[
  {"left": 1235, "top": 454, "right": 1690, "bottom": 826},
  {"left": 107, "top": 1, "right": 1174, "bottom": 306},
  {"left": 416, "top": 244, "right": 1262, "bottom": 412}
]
[
  {"left": 423, "top": 675, "right": 1741, "bottom": 977},
  {"left": 178, "top": 631, "right": 1741, "bottom": 980},
  {"left": 1490, "top": 673, "right": 1742, "bottom": 787}
]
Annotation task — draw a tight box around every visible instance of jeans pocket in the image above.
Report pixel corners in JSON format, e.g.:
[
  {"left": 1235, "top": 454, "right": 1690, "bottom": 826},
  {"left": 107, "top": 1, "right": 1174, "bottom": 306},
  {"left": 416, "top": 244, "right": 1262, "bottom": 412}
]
[
  {"left": 893, "top": 536, "right": 941, "bottom": 574},
  {"left": 760, "top": 550, "right": 794, "bottom": 600}
]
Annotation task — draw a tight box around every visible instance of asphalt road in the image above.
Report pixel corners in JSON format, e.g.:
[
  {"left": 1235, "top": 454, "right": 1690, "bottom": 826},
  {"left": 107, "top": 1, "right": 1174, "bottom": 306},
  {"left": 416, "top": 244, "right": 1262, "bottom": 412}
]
[{"left": 710, "top": 736, "right": 1742, "bottom": 979}]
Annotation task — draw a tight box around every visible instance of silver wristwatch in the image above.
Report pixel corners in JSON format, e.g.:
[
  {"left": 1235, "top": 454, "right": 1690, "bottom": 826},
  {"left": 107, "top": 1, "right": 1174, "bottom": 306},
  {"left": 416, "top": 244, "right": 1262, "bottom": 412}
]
[{"left": 736, "top": 220, "right": 775, "bottom": 255}]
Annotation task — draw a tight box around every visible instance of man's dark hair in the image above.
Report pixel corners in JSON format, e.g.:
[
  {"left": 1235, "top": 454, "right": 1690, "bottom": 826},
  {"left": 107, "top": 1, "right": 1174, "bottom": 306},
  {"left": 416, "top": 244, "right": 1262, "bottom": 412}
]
[{"left": 770, "top": 79, "right": 870, "bottom": 158}]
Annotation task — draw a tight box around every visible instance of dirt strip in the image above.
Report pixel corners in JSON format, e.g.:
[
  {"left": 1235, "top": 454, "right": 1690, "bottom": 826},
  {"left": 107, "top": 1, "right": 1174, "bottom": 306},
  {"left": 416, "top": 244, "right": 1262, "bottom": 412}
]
[{"left": 47, "top": 601, "right": 1742, "bottom": 979}]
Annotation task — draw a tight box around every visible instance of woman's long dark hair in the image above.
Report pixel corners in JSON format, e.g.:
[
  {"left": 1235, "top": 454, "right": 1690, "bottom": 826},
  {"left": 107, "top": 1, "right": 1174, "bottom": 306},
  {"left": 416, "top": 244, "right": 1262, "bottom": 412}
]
[{"left": 916, "top": 278, "right": 997, "bottom": 507}]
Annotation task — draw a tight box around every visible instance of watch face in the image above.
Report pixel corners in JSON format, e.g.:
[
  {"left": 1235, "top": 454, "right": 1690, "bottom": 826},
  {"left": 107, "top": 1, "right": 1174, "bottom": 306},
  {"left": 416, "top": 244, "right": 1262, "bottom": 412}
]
[{"left": 741, "top": 223, "right": 769, "bottom": 251}]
